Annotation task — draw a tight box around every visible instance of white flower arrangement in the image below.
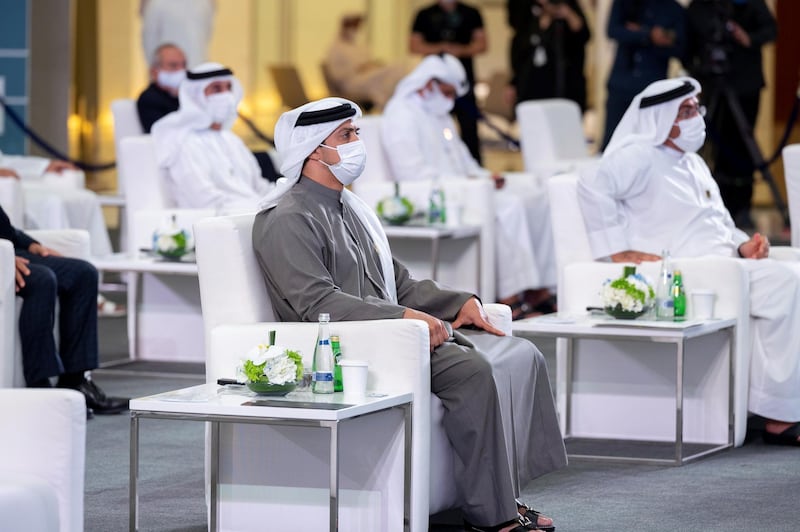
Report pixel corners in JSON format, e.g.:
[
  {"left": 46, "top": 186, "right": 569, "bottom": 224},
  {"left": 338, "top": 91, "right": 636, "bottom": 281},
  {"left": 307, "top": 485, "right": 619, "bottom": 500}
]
[
  {"left": 152, "top": 215, "right": 191, "bottom": 258},
  {"left": 236, "top": 341, "right": 304, "bottom": 386},
  {"left": 601, "top": 268, "right": 655, "bottom": 315}
]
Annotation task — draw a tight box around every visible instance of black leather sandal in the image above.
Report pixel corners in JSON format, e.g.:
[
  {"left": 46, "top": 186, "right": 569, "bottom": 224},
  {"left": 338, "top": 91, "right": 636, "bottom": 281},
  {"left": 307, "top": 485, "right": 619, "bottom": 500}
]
[
  {"left": 516, "top": 499, "right": 556, "bottom": 532},
  {"left": 763, "top": 422, "right": 800, "bottom": 446},
  {"left": 464, "top": 515, "right": 545, "bottom": 531}
]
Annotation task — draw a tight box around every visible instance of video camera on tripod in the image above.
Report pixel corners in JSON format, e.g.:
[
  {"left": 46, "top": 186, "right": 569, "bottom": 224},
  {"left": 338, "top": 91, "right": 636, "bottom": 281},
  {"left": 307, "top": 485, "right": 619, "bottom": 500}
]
[{"left": 694, "top": 0, "right": 736, "bottom": 77}]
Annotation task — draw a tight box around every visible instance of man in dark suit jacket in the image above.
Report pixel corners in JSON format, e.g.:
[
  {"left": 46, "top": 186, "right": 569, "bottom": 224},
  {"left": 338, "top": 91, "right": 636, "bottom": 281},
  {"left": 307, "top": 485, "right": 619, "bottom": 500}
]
[{"left": 2, "top": 205, "right": 128, "bottom": 416}]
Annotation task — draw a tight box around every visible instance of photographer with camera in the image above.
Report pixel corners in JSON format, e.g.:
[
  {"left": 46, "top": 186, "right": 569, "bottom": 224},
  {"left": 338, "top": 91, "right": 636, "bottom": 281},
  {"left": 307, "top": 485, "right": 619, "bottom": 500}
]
[
  {"left": 602, "top": 0, "right": 686, "bottom": 150},
  {"left": 685, "top": 0, "right": 777, "bottom": 228}
]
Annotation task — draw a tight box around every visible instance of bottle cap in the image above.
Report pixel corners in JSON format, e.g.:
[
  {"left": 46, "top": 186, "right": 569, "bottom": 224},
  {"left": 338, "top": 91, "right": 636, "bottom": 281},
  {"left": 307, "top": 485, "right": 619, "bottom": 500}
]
[{"left": 318, "top": 313, "right": 330, "bottom": 322}]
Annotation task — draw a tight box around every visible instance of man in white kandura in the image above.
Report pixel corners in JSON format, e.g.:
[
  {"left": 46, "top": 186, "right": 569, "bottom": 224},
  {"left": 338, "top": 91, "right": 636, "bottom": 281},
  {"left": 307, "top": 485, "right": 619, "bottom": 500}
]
[
  {"left": 152, "top": 62, "right": 273, "bottom": 214},
  {"left": 381, "top": 54, "right": 556, "bottom": 317},
  {"left": 254, "top": 97, "right": 565, "bottom": 531},
  {"left": 578, "top": 76, "right": 800, "bottom": 446}
]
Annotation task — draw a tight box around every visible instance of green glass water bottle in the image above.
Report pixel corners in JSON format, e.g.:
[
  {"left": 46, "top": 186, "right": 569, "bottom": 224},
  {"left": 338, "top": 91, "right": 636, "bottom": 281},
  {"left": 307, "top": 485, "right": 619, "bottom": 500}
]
[
  {"left": 672, "top": 270, "right": 686, "bottom": 320},
  {"left": 331, "top": 335, "right": 343, "bottom": 392}
]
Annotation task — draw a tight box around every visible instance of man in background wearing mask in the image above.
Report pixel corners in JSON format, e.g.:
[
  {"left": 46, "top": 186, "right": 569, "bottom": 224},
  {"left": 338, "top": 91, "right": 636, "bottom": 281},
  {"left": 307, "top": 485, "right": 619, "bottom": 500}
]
[
  {"left": 137, "top": 43, "right": 187, "bottom": 133},
  {"left": 578, "top": 77, "right": 800, "bottom": 447},
  {"left": 151, "top": 63, "right": 273, "bottom": 214},
  {"left": 410, "top": 0, "right": 487, "bottom": 164},
  {"left": 253, "top": 97, "right": 565, "bottom": 532},
  {"left": 382, "top": 54, "right": 557, "bottom": 318}
]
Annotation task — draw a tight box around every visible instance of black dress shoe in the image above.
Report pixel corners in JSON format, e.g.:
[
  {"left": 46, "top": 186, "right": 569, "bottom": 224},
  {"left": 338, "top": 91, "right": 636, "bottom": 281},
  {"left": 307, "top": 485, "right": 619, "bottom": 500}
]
[{"left": 75, "top": 378, "right": 129, "bottom": 415}]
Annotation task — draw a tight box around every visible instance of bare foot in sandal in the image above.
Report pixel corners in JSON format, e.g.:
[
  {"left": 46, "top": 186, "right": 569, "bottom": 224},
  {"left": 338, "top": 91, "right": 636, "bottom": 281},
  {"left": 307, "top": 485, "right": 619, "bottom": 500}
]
[{"left": 516, "top": 500, "right": 554, "bottom": 531}]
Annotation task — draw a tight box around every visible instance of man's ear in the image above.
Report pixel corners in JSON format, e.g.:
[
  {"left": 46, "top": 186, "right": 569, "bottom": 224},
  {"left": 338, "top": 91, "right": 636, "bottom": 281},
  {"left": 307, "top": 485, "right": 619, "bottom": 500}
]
[{"left": 668, "top": 123, "right": 680, "bottom": 140}]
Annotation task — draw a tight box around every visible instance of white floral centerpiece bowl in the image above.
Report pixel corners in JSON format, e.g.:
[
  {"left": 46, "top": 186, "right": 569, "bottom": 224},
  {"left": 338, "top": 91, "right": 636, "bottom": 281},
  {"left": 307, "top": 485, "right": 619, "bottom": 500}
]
[
  {"left": 600, "top": 266, "right": 655, "bottom": 319},
  {"left": 236, "top": 332, "right": 304, "bottom": 396},
  {"left": 152, "top": 215, "right": 193, "bottom": 260}
]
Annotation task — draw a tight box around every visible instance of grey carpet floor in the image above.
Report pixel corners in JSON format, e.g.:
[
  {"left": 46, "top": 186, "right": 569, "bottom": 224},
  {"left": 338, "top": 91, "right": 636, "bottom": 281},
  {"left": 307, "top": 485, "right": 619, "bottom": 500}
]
[{"left": 89, "top": 323, "right": 800, "bottom": 532}]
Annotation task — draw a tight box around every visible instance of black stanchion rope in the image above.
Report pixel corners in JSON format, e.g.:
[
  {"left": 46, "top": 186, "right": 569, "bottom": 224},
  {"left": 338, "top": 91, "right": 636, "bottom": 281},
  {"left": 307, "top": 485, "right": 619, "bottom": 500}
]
[{"left": 0, "top": 96, "right": 116, "bottom": 172}]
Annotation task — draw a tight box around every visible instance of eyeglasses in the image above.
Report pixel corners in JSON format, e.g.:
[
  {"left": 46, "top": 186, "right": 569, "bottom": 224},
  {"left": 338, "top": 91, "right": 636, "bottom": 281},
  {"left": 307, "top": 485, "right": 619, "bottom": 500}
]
[{"left": 676, "top": 104, "right": 707, "bottom": 121}]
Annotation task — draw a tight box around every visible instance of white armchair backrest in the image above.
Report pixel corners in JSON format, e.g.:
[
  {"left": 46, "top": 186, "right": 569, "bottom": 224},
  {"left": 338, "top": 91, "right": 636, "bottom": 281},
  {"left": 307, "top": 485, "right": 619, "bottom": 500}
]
[
  {"left": 516, "top": 98, "right": 589, "bottom": 172},
  {"left": 353, "top": 114, "right": 393, "bottom": 185},
  {"left": 194, "top": 213, "right": 275, "bottom": 339},
  {"left": 118, "top": 135, "right": 175, "bottom": 251},
  {"left": 547, "top": 172, "right": 594, "bottom": 289},
  {"left": 0, "top": 179, "right": 24, "bottom": 228},
  {"left": 111, "top": 98, "right": 144, "bottom": 154},
  {"left": 782, "top": 144, "right": 800, "bottom": 248}
]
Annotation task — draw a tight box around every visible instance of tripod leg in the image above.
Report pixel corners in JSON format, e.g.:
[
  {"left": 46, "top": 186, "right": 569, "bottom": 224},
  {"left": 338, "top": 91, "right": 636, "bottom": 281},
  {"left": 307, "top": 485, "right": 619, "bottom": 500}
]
[{"left": 722, "top": 86, "right": 789, "bottom": 227}]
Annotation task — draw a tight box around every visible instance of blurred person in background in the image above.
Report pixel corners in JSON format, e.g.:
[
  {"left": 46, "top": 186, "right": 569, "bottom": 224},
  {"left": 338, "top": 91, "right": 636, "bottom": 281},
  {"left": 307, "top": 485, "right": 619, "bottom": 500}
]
[
  {"left": 684, "top": 0, "right": 777, "bottom": 229},
  {"left": 137, "top": 43, "right": 187, "bottom": 133},
  {"left": 507, "top": 0, "right": 590, "bottom": 111},
  {"left": 602, "top": 0, "right": 686, "bottom": 149},
  {"left": 410, "top": 0, "right": 487, "bottom": 164}
]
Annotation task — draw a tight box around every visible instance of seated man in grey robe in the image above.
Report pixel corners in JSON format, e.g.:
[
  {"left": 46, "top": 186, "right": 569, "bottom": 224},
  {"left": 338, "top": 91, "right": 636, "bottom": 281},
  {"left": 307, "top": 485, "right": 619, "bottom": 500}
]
[{"left": 252, "top": 97, "right": 566, "bottom": 532}]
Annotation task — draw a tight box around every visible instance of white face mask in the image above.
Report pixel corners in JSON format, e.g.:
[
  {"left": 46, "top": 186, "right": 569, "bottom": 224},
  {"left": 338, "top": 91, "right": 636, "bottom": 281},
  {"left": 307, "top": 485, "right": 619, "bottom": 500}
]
[
  {"left": 319, "top": 140, "right": 367, "bottom": 186},
  {"left": 157, "top": 69, "right": 186, "bottom": 91},
  {"left": 205, "top": 91, "right": 237, "bottom": 124},
  {"left": 671, "top": 115, "right": 706, "bottom": 153},
  {"left": 423, "top": 83, "right": 455, "bottom": 116}
]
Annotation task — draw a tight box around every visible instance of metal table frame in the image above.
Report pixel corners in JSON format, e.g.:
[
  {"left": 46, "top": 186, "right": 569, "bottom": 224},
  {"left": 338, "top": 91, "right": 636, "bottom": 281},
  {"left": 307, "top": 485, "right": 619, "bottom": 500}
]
[
  {"left": 515, "top": 318, "right": 736, "bottom": 465},
  {"left": 130, "top": 403, "right": 412, "bottom": 531}
]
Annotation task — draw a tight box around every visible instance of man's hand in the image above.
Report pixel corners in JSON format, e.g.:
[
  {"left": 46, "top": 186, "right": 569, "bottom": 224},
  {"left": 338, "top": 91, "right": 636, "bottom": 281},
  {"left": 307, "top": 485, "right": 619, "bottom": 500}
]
[
  {"left": 452, "top": 297, "right": 505, "bottom": 337},
  {"left": 28, "top": 242, "right": 61, "bottom": 257},
  {"left": 650, "top": 26, "right": 675, "bottom": 47},
  {"left": 728, "top": 21, "right": 751, "bottom": 48},
  {"left": 610, "top": 250, "right": 661, "bottom": 264},
  {"left": 45, "top": 160, "right": 78, "bottom": 174},
  {"left": 492, "top": 174, "right": 506, "bottom": 190},
  {"left": 0, "top": 168, "right": 20, "bottom": 179},
  {"left": 403, "top": 308, "right": 450, "bottom": 350},
  {"left": 738, "top": 233, "right": 769, "bottom": 259},
  {"left": 14, "top": 256, "right": 30, "bottom": 292}
]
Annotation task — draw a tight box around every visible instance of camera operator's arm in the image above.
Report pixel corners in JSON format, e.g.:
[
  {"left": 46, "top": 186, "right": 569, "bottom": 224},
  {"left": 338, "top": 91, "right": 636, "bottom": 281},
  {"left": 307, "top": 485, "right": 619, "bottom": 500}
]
[{"left": 730, "top": 0, "right": 776, "bottom": 49}]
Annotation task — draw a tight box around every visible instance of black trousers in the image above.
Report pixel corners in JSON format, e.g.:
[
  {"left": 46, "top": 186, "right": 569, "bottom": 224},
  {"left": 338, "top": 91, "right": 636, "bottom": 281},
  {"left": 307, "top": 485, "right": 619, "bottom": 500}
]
[
  {"left": 15, "top": 251, "right": 99, "bottom": 385},
  {"left": 454, "top": 89, "right": 482, "bottom": 165}
]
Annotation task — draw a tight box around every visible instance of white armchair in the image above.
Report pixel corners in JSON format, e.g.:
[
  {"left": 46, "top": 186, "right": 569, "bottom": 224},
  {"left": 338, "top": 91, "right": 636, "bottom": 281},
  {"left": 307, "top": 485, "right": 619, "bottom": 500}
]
[
  {"left": 0, "top": 178, "right": 24, "bottom": 227},
  {"left": 0, "top": 388, "right": 86, "bottom": 532},
  {"left": 545, "top": 173, "right": 800, "bottom": 446},
  {"left": 516, "top": 98, "right": 598, "bottom": 177},
  {"left": 194, "top": 214, "right": 512, "bottom": 532},
  {"left": 116, "top": 135, "right": 211, "bottom": 361},
  {"left": 783, "top": 144, "right": 800, "bottom": 247},
  {"left": 0, "top": 230, "right": 90, "bottom": 388}
]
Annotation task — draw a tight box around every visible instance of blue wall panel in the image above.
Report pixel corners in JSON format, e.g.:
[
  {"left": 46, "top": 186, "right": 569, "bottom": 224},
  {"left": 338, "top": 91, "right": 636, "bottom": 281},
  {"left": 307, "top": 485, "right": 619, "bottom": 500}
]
[{"left": 0, "top": 0, "right": 29, "bottom": 154}]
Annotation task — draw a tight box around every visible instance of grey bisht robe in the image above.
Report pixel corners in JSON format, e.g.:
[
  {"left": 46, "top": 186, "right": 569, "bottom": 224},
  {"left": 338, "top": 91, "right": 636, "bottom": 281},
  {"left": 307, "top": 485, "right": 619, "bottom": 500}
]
[{"left": 253, "top": 177, "right": 566, "bottom": 526}]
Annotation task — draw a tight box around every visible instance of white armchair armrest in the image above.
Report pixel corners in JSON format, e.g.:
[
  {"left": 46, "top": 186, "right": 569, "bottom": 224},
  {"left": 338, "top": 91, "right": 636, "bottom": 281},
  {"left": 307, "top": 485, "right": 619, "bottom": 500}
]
[
  {"left": 26, "top": 229, "right": 91, "bottom": 260},
  {"left": 769, "top": 246, "right": 800, "bottom": 262}
]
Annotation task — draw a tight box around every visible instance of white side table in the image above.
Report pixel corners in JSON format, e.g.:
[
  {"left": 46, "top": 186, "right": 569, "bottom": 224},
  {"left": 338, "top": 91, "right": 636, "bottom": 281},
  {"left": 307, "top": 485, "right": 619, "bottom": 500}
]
[
  {"left": 514, "top": 315, "right": 736, "bottom": 465},
  {"left": 91, "top": 252, "right": 202, "bottom": 361},
  {"left": 130, "top": 385, "right": 412, "bottom": 531}
]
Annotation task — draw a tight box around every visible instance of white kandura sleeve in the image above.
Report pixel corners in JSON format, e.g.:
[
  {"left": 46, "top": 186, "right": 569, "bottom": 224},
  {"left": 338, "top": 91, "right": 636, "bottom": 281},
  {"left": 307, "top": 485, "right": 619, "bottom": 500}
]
[{"left": 578, "top": 145, "right": 650, "bottom": 260}]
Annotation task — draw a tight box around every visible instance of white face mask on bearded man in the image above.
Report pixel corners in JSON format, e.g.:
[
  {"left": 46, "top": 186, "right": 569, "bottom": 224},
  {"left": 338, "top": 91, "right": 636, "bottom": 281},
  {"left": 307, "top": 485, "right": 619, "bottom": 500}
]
[
  {"left": 672, "top": 115, "right": 706, "bottom": 153},
  {"left": 206, "top": 91, "right": 238, "bottom": 124},
  {"left": 422, "top": 83, "right": 456, "bottom": 116},
  {"left": 319, "top": 140, "right": 368, "bottom": 186}
]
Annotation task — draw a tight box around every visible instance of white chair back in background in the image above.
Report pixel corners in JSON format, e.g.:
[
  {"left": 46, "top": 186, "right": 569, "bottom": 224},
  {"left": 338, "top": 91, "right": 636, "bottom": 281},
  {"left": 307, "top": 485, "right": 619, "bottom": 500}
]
[
  {"left": 782, "top": 144, "right": 800, "bottom": 248},
  {"left": 516, "top": 98, "right": 597, "bottom": 175},
  {"left": 0, "top": 178, "right": 24, "bottom": 228},
  {"left": 110, "top": 99, "right": 144, "bottom": 154},
  {"left": 353, "top": 114, "right": 394, "bottom": 184}
]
